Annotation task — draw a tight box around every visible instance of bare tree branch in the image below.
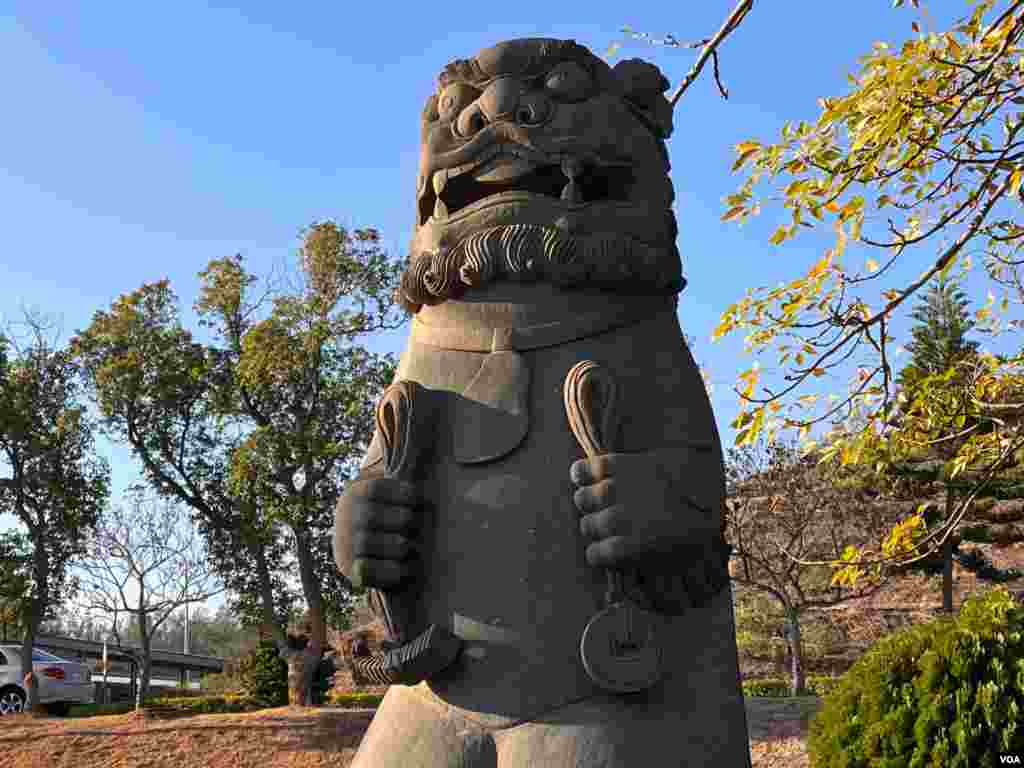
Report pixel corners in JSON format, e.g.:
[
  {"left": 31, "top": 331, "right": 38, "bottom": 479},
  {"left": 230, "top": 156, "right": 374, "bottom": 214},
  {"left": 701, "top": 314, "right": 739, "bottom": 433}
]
[
  {"left": 74, "top": 491, "right": 223, "bottom": 705},
  {"left": 669, "top": 0, "right": 754, "bottom": 107}
]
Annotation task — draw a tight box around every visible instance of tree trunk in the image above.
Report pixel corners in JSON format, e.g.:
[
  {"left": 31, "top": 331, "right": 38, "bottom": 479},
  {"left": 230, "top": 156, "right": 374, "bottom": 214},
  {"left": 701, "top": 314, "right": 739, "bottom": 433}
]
[
  {"left": 247, "top": 537, "right": 297, "bottom": 703},
  {"left": 22, "top": 545, "right": 49, "bottom": 714},
  {"left": 942, "top": 487, "right": 955, "bottom": 615},
  {"left": 284, "top": 648, "right": 322, "bottom": 707},
  {"left": 135, "top": 606, "right": 151, "bottom": 709},
  {"left": 20, "top": 630, "right": 43, "bottom": 715},
  {"left": 785, "top": 610, "right": 806, "bottom": 697},
  {"left": 136, "top": 646, "right": 152, "bottom": 709},
  {"left": 135, "top": 651, "right": 150, "bottom": 712},
  {"left": 290, "top": 528, "right": 326, "bottom": 707}
]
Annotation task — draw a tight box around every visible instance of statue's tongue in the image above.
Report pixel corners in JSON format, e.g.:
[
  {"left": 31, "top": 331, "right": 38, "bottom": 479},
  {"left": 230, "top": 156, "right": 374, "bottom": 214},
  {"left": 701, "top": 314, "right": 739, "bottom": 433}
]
[{"left": 473, "top": 154, "right": 536, "bottom": 182}]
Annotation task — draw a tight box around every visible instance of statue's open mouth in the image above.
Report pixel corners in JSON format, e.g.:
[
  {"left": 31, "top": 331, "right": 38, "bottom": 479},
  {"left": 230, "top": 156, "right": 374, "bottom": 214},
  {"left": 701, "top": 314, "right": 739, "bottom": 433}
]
[{"left": 418, "top": 152, "right": 634, "bottom": 226}]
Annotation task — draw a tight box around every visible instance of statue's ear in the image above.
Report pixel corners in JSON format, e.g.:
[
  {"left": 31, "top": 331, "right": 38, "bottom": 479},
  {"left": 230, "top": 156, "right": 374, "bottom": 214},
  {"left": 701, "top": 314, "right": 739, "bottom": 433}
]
[
  {"left": 422, "top": 94, "right": 439, "bottom": 124},
  {"left": 612, "top": 59, "right": 673, "bottom": 140}
]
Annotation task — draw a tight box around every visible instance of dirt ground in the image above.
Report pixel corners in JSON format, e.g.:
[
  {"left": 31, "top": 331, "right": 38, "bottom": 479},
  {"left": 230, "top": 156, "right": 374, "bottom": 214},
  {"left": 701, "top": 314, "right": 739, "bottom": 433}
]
[
  {"left": 746, "top": 696, "right": 819, "bottom": 767},
  {"left": 0, "top": 698, "right": 815, "bottom": 768},
  {"left": 0, "top": 707, "right": 374, "bottom": 768}
]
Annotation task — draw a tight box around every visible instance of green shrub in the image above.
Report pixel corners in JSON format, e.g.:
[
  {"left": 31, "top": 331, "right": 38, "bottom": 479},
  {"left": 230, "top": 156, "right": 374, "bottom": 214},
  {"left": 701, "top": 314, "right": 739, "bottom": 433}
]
[
  {"left": 742, "top": 678, "right": 790, "bottom": 697},
  {"left": 960, "top": 523, "right": 993, "bottom": 543},
  {"left": 327, "top": 690, "right": 385, "bottom": 709},
  {"left": 237, "top": 639, "right": 288, "bottom": 707},
  {"left": 151, "top": 686, "right": 205, "bottom": 699},
  {"left": 808, "top": 588, "right": 1024, "bottom": 768},
  {"left": 200, "top": 670, "right": 244, "bottom": 695},
  {"left": 67, "top": 702, "right": 136, "bottom": 718},
  {"left": 150, "top": 694, "right": 259, "bottom": 715},
  {"left": 742, "top": 675, "right": 839, "bottom": 698},
  {"left": 67, "top": 696, "right": 260, "bottom": 718},
  {"left": 734, "top": 592, "right": 786, "bottom": 658},
  {"left": 310, "top": 655, "right": 337, "bottom": 706},
  {"left": 973, "top": 497, "right": 998, "bottom": 515},
  {"left": 734, "top": 591, "right": 845, "bottom": 661}
]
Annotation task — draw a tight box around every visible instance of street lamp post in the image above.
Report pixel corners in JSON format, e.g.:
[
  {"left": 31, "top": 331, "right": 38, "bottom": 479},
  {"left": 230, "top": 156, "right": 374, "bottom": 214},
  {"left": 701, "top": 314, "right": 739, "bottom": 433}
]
[
  {"left": 101, "top": 635, "right": 109, "bottom": 705},
  {"left": 183, "top": 600, "right": 190, "bottom": 689}
]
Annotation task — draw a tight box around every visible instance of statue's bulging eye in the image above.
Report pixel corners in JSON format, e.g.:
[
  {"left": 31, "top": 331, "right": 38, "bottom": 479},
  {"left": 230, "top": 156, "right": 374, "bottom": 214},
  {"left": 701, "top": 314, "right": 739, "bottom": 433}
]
[
  {"left": 544, "top": 62, "right": 593, "bottom": 102},
  {"left": 438, "top": 83, "right": 480, "bottom": 122},
  {"left": 454, "top": 105, "right": 487, "bottom": 138}
]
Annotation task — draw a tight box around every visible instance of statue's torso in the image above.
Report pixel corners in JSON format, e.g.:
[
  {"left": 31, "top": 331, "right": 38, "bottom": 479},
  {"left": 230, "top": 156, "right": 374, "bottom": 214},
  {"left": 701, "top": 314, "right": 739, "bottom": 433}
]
[{"left": 385, "top": 284, "right": 726, "bottom": 722}]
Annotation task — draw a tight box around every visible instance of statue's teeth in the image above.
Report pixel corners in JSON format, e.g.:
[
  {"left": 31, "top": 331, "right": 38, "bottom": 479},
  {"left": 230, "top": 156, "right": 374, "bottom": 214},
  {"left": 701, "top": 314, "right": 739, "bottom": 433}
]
[
  {"left": 434, "top": 197, "right": 449, "bottom": 219},
  {"left": 433, "top": 169, "right": 448, "bottom": 196},
  {"left": 561, "top": 180, "right": 583, "bottom": 203}
]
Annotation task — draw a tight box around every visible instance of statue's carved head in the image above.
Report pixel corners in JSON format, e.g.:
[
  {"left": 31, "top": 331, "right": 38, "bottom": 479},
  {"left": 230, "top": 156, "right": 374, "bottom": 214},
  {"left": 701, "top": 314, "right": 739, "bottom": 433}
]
[{"left": 400, "top": 38, "right": 683, "bottom": 313}]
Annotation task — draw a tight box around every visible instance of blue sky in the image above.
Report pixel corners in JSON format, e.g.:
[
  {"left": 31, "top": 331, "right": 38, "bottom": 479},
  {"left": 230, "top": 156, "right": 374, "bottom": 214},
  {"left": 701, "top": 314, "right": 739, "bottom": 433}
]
[{"left": 1, "top": 2, "right": 995, "bottom": 510}]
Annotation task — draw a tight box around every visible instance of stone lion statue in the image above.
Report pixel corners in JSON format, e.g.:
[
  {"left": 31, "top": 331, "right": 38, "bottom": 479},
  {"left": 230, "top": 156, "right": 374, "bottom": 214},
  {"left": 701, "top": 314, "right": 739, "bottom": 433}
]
[{"left": 334, "top": 37, "right": 751, "bottom": 768}]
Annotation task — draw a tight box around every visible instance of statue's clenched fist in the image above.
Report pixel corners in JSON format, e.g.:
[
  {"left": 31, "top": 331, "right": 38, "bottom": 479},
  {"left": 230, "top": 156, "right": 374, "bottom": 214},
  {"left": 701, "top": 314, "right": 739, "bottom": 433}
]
[
  {"left": 334, "top": 476, "right": 422, "bottom": 591},
  {"left": 570, "top": 449, "right": 722, "bottom": 569}
]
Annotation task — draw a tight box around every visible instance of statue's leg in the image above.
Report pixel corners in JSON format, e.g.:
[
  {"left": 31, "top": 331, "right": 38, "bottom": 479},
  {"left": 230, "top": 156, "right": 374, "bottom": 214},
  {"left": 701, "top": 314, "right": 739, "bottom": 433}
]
[
  {"left": 355, "top": 587, "right": 750, "bottom": 768},
  {"left": 351, "top": 684, "right": 496, "bottom": 768}
]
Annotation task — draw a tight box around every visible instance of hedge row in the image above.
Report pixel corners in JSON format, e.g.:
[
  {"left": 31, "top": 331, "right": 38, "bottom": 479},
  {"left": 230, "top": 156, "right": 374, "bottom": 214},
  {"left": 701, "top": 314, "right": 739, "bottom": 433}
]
[
  {"left": 67, "top": 702, "right": 137, "bottom": 718},
  {"left": 742, "top": 675, "right": 839, "bottom": 698},
  {"left": 152, "top": 694, "right": 259, "bottom": 715},
  {"left": 68, "top": 679, "right": 831, "bottom": 719},
  {"left": 67, "top": 694, "right": 259, "bottom": 718},
  {"left": 327, "top": 691, "right": 386, "bottom": 709},
  {"left": 326, "top": 678, "right": 838, "bottom": 706}
]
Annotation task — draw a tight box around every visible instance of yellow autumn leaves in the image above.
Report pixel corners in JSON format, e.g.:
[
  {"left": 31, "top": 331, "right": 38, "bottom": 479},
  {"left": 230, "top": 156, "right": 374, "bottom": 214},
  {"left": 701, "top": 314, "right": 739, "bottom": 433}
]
[{"left": 715, "top": 0, "right": 1024, "bottom": 586}]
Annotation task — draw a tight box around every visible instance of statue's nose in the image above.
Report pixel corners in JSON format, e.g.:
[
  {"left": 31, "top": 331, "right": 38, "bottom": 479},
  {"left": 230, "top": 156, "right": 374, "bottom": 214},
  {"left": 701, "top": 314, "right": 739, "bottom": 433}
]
[
  {"left": 478, "top": 77, "right": 525, "bottom": 122},
  {"left": 455, "top": 77, "right": 551, "bottom": 138}
]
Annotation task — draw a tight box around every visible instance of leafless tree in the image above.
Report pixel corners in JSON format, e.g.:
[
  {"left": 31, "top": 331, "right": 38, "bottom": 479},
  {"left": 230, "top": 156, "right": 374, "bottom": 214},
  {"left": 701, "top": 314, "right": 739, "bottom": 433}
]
[
  {"left": 74, "top": 489, "right": 222, "bottom": 707},
  {"left": 725, "top": 438, "right": 898, "bottom": 694}
]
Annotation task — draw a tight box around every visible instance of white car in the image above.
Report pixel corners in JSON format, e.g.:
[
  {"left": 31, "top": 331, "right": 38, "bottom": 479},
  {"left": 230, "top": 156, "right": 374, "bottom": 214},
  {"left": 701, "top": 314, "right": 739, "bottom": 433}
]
[{"left": 0, "top": 645, "right": 94, "bottom": 716}]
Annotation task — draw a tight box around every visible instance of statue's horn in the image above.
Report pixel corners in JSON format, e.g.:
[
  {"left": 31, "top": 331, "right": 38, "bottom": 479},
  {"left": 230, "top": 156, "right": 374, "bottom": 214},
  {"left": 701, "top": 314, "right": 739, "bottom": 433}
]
[{"left": 349, "top": 380, "right": 463, "bottom": 686}]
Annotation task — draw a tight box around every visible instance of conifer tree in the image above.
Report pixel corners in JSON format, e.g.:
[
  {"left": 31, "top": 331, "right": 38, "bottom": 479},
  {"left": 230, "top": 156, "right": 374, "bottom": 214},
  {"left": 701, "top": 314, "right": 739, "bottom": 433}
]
[
  {"left": 896, "top": 273, "right": 979, "bottom": 614},
  {"left": 900, "top": 272, "right": 979, "bottom": 383}
]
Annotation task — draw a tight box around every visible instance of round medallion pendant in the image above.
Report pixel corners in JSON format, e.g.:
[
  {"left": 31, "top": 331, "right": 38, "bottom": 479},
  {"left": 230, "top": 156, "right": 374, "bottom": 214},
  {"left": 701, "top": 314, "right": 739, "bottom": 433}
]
[{"left": 579, "top": 599, "right": 662, "bottom": 693}]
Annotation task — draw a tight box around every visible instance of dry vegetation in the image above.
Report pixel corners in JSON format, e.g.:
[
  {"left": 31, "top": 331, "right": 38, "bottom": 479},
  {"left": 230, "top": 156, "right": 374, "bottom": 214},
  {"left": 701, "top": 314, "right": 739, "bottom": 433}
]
[
  {"left": 737, "top": 541, "right": 1024, "bottom": 679},
  {"left": 0, "top": 699, "right": 813, "bottom": 768},
  {"left": 0, "top": 707, "right": 374, "bottom": 768},
  {"left": 1, "top": 548, "right": 1019, "bottom": 767},
  {"left": 749, "top": 722, "right": 814, "bottom": 767}
]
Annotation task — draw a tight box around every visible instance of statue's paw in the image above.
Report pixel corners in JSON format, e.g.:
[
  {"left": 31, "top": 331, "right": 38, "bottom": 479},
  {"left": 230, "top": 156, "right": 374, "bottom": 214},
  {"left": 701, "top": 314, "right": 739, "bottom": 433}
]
[
  {"left": 570, "top": 451, "right": 722, "bottom": 569},
  {"left": 335, "top": 476, "right": 423, "bottom": 589}
]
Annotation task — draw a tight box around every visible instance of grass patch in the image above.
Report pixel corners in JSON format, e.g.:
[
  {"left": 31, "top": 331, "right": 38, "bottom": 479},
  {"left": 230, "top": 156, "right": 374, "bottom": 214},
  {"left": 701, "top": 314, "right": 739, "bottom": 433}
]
[
  {"left": 742, "top": 675, "right": 838, "bottom": 697},
  {"left": 67, "top": 702, "right": 136, "bottom": 718}
]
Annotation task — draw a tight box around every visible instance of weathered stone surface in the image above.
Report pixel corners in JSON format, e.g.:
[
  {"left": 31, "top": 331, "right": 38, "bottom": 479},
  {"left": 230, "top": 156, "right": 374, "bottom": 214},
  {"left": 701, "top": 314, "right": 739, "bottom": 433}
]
[{"left": 334, "top": 37, "right": 750, "bottom": 767}]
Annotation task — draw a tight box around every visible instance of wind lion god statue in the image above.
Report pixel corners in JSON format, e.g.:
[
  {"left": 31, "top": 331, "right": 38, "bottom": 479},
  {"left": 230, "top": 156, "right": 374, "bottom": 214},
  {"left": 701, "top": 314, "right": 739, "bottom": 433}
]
[{"left": 334, "top": 37, "right": 752, "bottom": 767}]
